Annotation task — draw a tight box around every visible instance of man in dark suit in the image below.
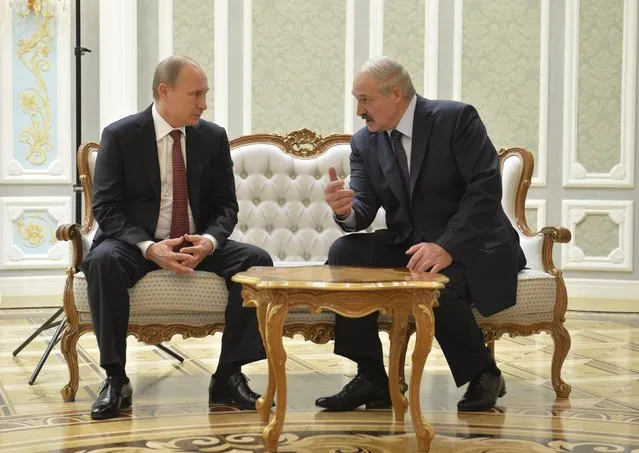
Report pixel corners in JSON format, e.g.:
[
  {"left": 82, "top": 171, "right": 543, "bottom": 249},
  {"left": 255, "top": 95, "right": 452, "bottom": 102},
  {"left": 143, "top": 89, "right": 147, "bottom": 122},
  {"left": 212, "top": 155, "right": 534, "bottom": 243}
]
[
  {"left": 81, "top": 56, "right": 272, "bottom": 420},
  {"left": 319, "top": 56, "right": 526, "bottom": 412}
]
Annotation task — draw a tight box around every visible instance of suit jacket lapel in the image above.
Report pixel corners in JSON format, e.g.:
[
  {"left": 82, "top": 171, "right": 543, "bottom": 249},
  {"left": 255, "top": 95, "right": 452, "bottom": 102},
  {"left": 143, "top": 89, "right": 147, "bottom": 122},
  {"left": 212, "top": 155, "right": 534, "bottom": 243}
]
[
  {"left": 135, "top": 107, "right": 161, "bottom": 202},
  {"left": 409, "top": 96, "right": 434, "bottom": 197},
  {"left": 372, "top": 132, "right": 409, "bottom": 207},
  {"left": 185, "top": 125, "right": 203, "bottom": 220}
]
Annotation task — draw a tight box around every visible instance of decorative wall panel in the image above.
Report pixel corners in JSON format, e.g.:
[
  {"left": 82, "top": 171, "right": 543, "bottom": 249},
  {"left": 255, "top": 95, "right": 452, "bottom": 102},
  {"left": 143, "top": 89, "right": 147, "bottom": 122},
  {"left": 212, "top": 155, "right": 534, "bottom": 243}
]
[
  {"left": 563, "top": 0, "right": 636, "bottom": 187},
  {"left": 460, "top": 0, "right": 547, "bottom": 186},
  {"left": 562, "top": 200, "right": 633, "bottom": 271},
  {"left": 172, "top": 0, "right": 215, "bottom": 122},
  {"left": 383, "top": 0, "right": 426, "bottom": 96},
  {"left": 525, "top": 199, "right": 546, "bottom": 233},
  {"left": 251, "top": 0, "right": 345, "bottom": 135},
  {"left": 0, "top": 197, "right": 71, "bottom": 269},
  {"left": 0, "top": 0, "right": 71, "bottom": 184}
]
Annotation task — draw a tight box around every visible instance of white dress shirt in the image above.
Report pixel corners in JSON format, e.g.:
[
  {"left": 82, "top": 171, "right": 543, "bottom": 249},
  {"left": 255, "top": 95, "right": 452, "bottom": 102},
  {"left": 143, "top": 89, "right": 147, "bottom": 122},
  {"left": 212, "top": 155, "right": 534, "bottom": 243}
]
[
  {"left": 337, "top": 95, "right": 417, "bottom": 229},
  {"left": 136, "top": 104, "right": 217, "bottom": 257}
]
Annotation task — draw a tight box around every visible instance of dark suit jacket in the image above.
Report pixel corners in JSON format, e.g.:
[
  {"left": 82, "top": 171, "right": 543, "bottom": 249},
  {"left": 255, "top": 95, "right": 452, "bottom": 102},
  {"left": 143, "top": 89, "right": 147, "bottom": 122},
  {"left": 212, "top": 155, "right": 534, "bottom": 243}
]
[
  {"left": 348, "top": 96, "right": 526, "bottom": 316},
  {"left": 91, "top": 105, "right": 238, "bottom": 250}
]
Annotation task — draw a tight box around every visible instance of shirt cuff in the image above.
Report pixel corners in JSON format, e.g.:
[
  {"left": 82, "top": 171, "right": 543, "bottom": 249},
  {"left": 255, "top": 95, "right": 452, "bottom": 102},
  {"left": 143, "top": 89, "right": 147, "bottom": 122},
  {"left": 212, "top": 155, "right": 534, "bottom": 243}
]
[
  {"left": 334, "top": 210, "right": 357, "bottom": 230},
  {"left": 137, "top": 240, "right": 155, "bottom": 259},
  {"left": 202, "top": 234, "right": 218, "bottom": 254}
]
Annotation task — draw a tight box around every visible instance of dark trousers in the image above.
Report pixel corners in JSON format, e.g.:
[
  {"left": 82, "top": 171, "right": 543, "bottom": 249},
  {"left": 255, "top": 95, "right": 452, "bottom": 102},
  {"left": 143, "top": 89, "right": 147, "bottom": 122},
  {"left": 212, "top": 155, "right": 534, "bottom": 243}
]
[
  {"left": 328, "top": 231, "right": 493, "bottom": 387},
  {"left": 80, "top": 238, "right": 272, "bottom": 370}
]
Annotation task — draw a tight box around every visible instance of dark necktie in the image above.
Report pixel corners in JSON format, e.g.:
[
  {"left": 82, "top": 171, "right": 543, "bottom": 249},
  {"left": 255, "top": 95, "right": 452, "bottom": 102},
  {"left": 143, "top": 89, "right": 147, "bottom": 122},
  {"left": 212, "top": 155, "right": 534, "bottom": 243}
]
[
  {"left": 169, "top": 130, "right": 190, "bottom": 250},
  {"left": 390, "top": 129, "right": 410, "bottom": 198}
]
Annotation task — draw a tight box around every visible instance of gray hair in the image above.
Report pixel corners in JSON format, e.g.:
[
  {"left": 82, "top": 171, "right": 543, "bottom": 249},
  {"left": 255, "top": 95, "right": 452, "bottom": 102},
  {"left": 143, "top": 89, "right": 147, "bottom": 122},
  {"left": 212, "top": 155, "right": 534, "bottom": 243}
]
[
  {"left": 152, "top": 55, "right": 203, "bottom": 100},
  {"left": 360, "top": 56, "right": 415, "bottom": 100}
]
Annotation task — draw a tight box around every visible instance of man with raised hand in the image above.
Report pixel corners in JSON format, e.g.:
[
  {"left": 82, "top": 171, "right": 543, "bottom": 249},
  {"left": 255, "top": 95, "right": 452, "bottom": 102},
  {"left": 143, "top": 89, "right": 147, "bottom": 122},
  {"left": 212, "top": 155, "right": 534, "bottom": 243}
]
[{"left": 319, "top": 56, "right": 526, "bottom": 412}]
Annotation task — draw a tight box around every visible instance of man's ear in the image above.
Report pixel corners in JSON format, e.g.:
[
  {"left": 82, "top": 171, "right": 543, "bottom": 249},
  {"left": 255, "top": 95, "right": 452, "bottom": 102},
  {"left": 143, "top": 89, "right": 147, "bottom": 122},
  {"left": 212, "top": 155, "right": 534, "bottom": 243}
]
[
  {"left": 158, "top": 82, "right": 169, "bottom": 100},
  {"left": 392, "top": 86, "right": 403, "bottom": 103}
]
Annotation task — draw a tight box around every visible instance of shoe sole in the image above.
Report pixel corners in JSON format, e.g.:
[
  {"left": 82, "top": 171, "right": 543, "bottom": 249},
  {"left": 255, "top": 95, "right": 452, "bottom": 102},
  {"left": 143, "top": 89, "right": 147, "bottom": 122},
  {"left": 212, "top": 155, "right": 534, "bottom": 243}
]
[
  {"left": 318, "top": 398, "right": 392, "bottom": 412},
  {"left": 457, "top": 380, "right": 507, "bottom": 412},
  {"left": 209, "top": 395, "right": 258, "bottom": 411},
  {"left": 90, "top": 396, "right": 132, "bottom": 420}
]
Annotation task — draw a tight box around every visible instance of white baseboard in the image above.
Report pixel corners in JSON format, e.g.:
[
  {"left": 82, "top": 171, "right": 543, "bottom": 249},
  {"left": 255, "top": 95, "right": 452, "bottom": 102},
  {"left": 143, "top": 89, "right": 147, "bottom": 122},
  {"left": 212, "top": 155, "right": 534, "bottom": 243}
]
[
  {"left": 0, "top": 275, "right": 66, "bottom": 308},
  {"left": 565, "top": 278, "right": 639, "bottom": 313}
]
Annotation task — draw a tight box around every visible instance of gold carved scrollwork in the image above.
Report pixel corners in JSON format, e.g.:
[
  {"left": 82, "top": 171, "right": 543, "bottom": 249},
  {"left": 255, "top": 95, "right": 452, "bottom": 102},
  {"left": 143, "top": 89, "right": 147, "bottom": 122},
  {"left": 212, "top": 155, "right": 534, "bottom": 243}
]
[
  {"left": 16, "top": 0, "right": 55, "bottom": 165},
  {"left": 278, "top": 128, "right": 324, "bottom": 158}
]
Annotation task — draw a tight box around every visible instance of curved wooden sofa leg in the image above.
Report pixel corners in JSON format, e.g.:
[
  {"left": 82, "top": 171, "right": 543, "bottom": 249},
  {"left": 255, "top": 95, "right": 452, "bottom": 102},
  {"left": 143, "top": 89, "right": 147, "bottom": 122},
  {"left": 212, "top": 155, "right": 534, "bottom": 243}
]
[
  {"left": 60, "top": 323, "right": 81, "bottom": 402},
  {"left": 550, "top": 324, "right": 572, "bottom": 398}
]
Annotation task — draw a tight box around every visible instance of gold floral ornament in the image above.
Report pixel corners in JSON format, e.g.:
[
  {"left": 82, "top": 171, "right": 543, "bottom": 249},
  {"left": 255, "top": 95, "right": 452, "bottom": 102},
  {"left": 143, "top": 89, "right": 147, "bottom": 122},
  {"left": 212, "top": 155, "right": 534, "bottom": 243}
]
[
  {"left": 26, "top": 0, "right": 43, "bottom": 14},
  {"left": 15, "top": 213, "right": 56, "bottom": 248},
  {"left": 16, "top": 0, "right": 55, "bottom": 166}
]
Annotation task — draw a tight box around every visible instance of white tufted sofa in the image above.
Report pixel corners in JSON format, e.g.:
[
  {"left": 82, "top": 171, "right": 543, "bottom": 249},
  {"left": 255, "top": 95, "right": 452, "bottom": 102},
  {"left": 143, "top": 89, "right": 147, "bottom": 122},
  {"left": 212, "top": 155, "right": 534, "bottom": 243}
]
[{"left": 56, "top": 129, "right": 571, "bottom": 402}]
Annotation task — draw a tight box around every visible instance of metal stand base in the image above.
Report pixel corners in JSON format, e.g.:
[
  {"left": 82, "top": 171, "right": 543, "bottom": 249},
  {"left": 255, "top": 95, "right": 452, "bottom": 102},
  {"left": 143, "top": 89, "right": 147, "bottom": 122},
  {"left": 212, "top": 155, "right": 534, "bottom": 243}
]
[{"left": 14, "top": 308, "right": 185, "bottom": 385}]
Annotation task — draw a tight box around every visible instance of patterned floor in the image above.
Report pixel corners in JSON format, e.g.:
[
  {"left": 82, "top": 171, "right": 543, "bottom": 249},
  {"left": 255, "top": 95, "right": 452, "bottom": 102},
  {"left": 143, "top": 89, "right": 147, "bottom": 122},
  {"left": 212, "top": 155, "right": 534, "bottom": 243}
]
[{"left": 1, "top": 308, "right": 638, "bottom": 452}]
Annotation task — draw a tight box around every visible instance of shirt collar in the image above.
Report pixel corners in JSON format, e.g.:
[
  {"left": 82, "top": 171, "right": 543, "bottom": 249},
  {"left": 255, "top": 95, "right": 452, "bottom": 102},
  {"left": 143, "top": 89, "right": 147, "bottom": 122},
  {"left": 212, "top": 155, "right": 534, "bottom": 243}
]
[
  {"left": 152, "top": 103, "right": 186, "bottom": 142},
  {"left": 388, "top": 94, "right": 417, "bottom": 139}
]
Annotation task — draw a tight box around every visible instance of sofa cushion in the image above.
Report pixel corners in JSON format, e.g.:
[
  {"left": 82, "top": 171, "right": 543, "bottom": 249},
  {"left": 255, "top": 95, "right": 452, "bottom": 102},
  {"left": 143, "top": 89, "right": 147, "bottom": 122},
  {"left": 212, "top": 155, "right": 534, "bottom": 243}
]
[
  {"left": 73, "top": 270, "right": 229, "bottom": 314},
  {"left": 473, "top": 268, "right": 557, "bottom": 325},
  {"left": 74, "top": 267, "right": 555, "bottom": 328}
]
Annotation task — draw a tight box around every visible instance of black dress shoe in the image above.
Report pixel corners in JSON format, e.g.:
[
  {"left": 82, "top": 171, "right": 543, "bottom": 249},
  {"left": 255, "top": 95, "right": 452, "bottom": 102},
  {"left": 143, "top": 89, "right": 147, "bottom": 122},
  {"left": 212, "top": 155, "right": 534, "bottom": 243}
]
[
  {"left": 90, "top": 376, "right": 133, "bottom": 420},
  {"left": 209, "top": 372, "right": 260, "bottom": 410},
  {"left": 315, "top": 373, "right": 391, "bottom": 411},
  {"left": 457, "top": 371, "right": 506, "bottom": 412}
]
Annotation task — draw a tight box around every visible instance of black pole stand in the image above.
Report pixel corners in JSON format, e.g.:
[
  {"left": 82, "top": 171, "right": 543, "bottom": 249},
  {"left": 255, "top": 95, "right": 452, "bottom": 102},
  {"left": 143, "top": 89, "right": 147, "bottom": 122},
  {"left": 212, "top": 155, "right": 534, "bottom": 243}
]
[{"left": 14, "top": 1, "right": 183, "bottom": 384}]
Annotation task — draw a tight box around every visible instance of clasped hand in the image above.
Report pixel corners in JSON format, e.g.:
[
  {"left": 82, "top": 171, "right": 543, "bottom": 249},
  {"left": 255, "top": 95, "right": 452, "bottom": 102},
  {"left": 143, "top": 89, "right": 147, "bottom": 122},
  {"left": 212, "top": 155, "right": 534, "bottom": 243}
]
[{"left": 146, "top": 234, "right": 214, "bottom": 275}]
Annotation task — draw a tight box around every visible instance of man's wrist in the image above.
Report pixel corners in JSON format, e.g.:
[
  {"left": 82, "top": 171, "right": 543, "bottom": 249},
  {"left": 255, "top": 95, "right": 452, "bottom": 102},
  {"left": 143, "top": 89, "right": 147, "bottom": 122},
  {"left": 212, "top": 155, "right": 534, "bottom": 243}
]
[
  {"left": 137, "top": 240, "right": 155, "bottom": 259},
  {"left": 334, "top": 210, "right": 351, "bottom": 221},
  {"left": 202, "top": 233, "right": 217, "bottom": 255}
]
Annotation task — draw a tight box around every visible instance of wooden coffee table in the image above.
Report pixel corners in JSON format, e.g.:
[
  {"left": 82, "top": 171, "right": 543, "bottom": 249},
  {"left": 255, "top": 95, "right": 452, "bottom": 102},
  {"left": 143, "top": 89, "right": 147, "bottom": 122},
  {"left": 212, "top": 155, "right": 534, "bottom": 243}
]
[{"left": 232, "top": 265, "right": 447, "bottom": 452}]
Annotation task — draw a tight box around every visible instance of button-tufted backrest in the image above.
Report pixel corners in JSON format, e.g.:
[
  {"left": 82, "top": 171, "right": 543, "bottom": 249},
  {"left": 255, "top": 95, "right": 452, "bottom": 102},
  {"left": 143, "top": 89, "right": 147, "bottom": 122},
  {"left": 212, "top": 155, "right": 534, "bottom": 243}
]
[
  {"left": 229, "top": 130, "right": 386, "bottom": 263},
  {"left": 78, "top": 135, "right": 540, "bottom": 269}
]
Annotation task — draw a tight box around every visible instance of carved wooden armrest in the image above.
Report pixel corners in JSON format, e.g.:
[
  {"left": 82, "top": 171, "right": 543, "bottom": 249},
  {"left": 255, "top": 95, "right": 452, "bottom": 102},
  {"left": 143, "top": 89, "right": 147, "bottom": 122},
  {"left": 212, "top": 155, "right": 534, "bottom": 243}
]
[
  {"left": 539, "top": 226, "right": 571, "bottom": 275},
  {"left": 56, "top": 223, "right": 84, "bottom": 270}
]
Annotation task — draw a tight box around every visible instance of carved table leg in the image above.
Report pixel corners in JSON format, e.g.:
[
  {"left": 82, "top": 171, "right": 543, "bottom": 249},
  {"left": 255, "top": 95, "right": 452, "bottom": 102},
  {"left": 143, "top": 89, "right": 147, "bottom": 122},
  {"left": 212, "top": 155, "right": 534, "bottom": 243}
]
[
  {"left": 388, "top": 305, "right": 409, "bottom": 421},
  {"left": 255, "top": 301, "right": 274, "bottom": 423},
  {"left": 263, "top": 296, "right": 288, "bottom": 452},
  {"left": 410, "top": 296, "right": 436, "bottom": 451}
]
